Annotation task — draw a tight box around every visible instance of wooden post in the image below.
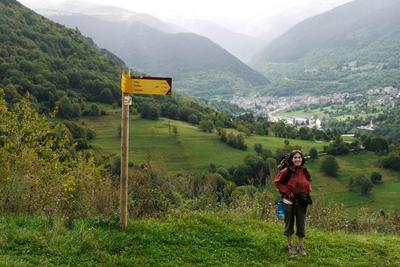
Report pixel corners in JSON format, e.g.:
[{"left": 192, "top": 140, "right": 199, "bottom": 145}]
[{"left": 120, "top": 70, "right": 130, "bottom": 228}]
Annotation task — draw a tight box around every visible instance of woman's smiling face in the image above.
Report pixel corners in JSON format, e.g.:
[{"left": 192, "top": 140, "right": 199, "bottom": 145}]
[{"left": 292, "top": 153, "right": 303, "bottom": 166}]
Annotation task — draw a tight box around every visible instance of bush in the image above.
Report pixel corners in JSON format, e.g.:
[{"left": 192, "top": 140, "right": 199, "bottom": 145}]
[
  {"left": 349, "top": 175, "right": 374, "bottom": 195},
  {"left": 199, "top": 119, "right": 214, "bottom": 132},
  {"left": 254, "top": 143, "right": 263, "bottom": 154},
  {"left": 370, "top": 172, "right": 383, "bottom": 185},
  {"left": 188, "top": 114, "right": 199, "bottom": 124},
  {"left": 320, "top": 156, "right": 339, "bottom": 177},
  {"left": 57, "top": 96, "right": 75, "bottom": 119},
  {"left": 98, "top": 88, "right": 114, "bottom": 104},
  {"left": 309, "top": 147, "right": 318, "bottom": 159},
  {"left": 129, "top": 163, "right": 177, "bottom": 218},
  {"left": 381, "top": 153, "right": 400, "bottom": 171},
  {"left": 0, "top": 92, "right": 115, "bottom": 221},
  {"left": 89, "top": 104, "right": 101, "bottom": 116},
  {"left": 325, "top": 137, "right": 349, "bottom": 155}
]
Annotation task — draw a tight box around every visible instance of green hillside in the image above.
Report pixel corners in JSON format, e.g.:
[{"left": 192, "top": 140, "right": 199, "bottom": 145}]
[
  {"left": 253, "top": 0, "right": 400, "bottom": 95},
  {"left": 307, "top": 153, "right": 400, "bottom": 212},
  {"left": 0, "top": 0, "right": 123, "bottom": 110},
  {"left": 1, "top": 213, "right": 399, "bottom": 266},
  {"left": 48, "top": 14, "right": 269, "bottom": 98},
  {"left": 79, "top": 107, "right": 326, "bottom": 172},
  {"left": 78, "top": 107, "right": 400, "bottom": 212}
]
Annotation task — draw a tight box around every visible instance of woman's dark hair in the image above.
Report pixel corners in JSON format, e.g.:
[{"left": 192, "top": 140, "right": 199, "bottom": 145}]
[{"left": 288, "top": 150, "right": 305, "bottom": 166}]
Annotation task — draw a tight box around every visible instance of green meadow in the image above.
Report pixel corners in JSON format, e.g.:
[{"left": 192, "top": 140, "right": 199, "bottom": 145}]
[
  {"left": 306, "top": 152, "right": 400, "bottom": 212},
  {"left": 0, "top": 213, "right": 399, "bottom": 266},
  {"left": 276, "top": 102, "right": 384, "bottom": 121},
  {"left": 79, "top": 108, "right": 326, "bottom": 173},
  {"left": 79, "top": 109, "right": 400, "bottom": 212}
]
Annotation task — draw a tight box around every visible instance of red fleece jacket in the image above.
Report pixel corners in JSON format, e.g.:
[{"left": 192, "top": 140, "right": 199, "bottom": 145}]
[{"left": 273, "top": 166, "right": 312, "bottom": 195}]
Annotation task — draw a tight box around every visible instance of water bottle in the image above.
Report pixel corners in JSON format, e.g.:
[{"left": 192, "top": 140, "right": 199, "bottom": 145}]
[{"left": 277, "top": 201, "right": 284, "bottom": 218}]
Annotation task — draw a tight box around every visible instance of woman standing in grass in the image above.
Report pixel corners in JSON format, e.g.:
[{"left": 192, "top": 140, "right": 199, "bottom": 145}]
[{"left": 274, "top": 150, "right": 312, "bottom": 256}]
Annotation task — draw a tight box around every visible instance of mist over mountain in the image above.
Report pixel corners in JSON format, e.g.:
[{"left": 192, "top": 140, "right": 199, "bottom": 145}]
[
  {"left": 35, "top": 1, "right": 184, "bottom": 34},
  {"left": 46, "top": 12, "right": 269, "bottom": 98},
  {"left": 165, "top": 19, "right": 266, "bottom": 63},
  {"left": 253, "top": 0, "right": 400, "bottom": 95}
]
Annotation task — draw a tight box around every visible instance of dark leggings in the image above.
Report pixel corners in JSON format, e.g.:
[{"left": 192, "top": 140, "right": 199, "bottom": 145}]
[{"left": 283, "top": 203, "right": 307, "bottom": 238}]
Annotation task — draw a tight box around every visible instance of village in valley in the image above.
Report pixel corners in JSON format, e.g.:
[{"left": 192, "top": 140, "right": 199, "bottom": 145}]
[{"left": 229, "top": 86, "right": 400, "bottom": 131}]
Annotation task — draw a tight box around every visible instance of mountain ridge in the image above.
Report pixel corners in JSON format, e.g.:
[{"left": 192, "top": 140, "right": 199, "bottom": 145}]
[
  {"left": 252, "top": 0, "right": 400, "bottom": 96},
  {"left": 47, "top": 13, "right": 269, "bottom": 98}
]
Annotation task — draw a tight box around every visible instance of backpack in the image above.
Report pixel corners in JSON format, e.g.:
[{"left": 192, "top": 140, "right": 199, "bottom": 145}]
[{"left": 277, "top": 153, "right": 292, "bottom": 185}]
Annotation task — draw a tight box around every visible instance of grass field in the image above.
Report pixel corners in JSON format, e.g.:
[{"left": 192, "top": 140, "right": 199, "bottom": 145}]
[
  {"left": 276, "top": 102, "right": 383, "bottom": 121},
  {"left": 78, "top": 109, "right": 400, "bottom": 212},
  {"left": 306, "top": 152, "right": 400, "bottom": 212},
  {"left": 79, "top": 108, "right": 327, "bottom": 173},
  {"left": 0, "top": 213, "right": 399, "bottom": 266}
]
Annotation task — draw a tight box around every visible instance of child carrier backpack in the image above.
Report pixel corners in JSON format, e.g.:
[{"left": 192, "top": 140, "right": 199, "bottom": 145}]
[{"left": 277, "top": 153, "right": 292, "bottom": 185}]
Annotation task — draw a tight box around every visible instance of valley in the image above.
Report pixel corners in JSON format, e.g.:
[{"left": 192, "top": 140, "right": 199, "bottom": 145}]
[
  {"left": 229, "top": 87, "right": 400, "bottom": 126},
  {"left": 76, "top": 107, "right": 400, "bottom": 212}
]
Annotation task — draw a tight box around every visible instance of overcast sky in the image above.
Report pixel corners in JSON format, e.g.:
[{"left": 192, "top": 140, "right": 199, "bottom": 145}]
[{"left": 19, "top": 0, "right": 353, "bottom": 36}]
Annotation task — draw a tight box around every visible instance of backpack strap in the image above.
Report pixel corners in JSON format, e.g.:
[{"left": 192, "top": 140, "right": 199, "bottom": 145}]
[{"left": 281, "top": 168, "right": 293, "bottom": 185}]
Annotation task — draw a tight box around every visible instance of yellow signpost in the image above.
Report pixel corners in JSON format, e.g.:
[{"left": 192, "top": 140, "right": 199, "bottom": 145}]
[
  {"left": 119, "top": 70, "right": 172, "bottom": 228},
  {"left": 121, "top": 73, "right": 172, "bottom": 95}
]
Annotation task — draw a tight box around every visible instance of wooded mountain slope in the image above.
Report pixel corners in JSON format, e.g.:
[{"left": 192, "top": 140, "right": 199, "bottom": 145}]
[
  {"left": 48, "top": 14, "right": 269, "bottom": 98},
  {"left": 0, "top": 0, "right": 123, "bottom": 110},
  {"left": 253, "top": 0, "right": 400, "bottom": 95}
]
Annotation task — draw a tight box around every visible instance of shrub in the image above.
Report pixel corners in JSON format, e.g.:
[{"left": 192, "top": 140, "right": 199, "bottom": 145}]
[
  {"left": 254, "top": 143, "right": 263, "bottom": 154},
  {"left": 370, "top": 172, "right": 383, "bottom": 185},
  {"left": 349, "top": 175, "right": 374, "bottom": 195},
  {"left": 309, "top": 147, "right": 318, "bottom": 159},
  {"left": 381, "top": 153, "right": 400, "bottom": 171},
  {"left": 188, "top": 114, "right": 199, "bottom": 124},
  {"left": 320, "top": 156, "right": 339, "bottom": 177},
  {"left": 199, "top": 119, "right": 214, "bottom": 132},
  {"left": 0, "top": 91, "right": 115, "bottom": 221}
]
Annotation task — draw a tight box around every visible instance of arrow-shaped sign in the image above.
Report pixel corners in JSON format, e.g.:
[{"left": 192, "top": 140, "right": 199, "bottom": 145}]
[{"left": 121, "top": 74, "right": 172, "bottom": 95}]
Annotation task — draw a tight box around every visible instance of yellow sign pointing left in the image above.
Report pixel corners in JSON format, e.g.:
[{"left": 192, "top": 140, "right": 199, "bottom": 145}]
[{"left": 121, "top": 73, "right": 172, "bottom": 95}]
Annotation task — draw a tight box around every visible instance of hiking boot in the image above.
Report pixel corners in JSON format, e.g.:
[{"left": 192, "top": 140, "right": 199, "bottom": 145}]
[
  {"left": 288, "top": 245, "right": 297, "bottom": 255},
  {"left": 298, "top": 246, "right": 307, "bottom": 256}
]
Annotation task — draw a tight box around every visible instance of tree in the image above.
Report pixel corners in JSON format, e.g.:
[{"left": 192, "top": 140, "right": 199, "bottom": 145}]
[
  {"left": 243, "top": 155, "right": 268, "bottom": 186},
  {"left": 89, "top": 103, "right": 101, "bottom": 116},
  {"left": 349, "top": 175, "right": 374, "bottom": 195},
  {"left": 309, "top": 148, "right": 318, "bottom": 160},
  {"left": 381, "top": 153, "right": 400, "bottom": 171},
  {"left": 199, "top": 119, "right": 214, "bottom": 132},
  {"left": 237, "top": 124, "right": 251, "bottom": 137},
  {"left": 98, "top": 88, "right": 114, "bottom": 104},
  {"left": 284, "top": 139, "right": 290, "bottom": 146},
  {"left": 148, "top": 106, "right": 160, "bottom": 120},
  {"left": 320, "top": 156, "right": 339, "bottom": 177},
  {"left": 370, "top": 172, "right": 382, "bottom": 185},
  {"left": 57, "top": 96, "right": 74, "bottom": 119},
  {"left": 188, "top": 114, "right": 199, "bottom": 124},
  {"left": 254, "top": 143, "right": 263, "bottom": 154},
  {"left": 172, "top": 126, "right": 178, "bottom": 136},
  {"left": 167, "top": 104, "right": 178, "bottom": 119},
  {"left": 325, "top": 136, "right": 349, "bottom": 155},
  {"left": 298, "top": 126, "right": 312, "bottom": 140},
  {"left": 366, "top": 136, "right": 388, "bottom": 154}
]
